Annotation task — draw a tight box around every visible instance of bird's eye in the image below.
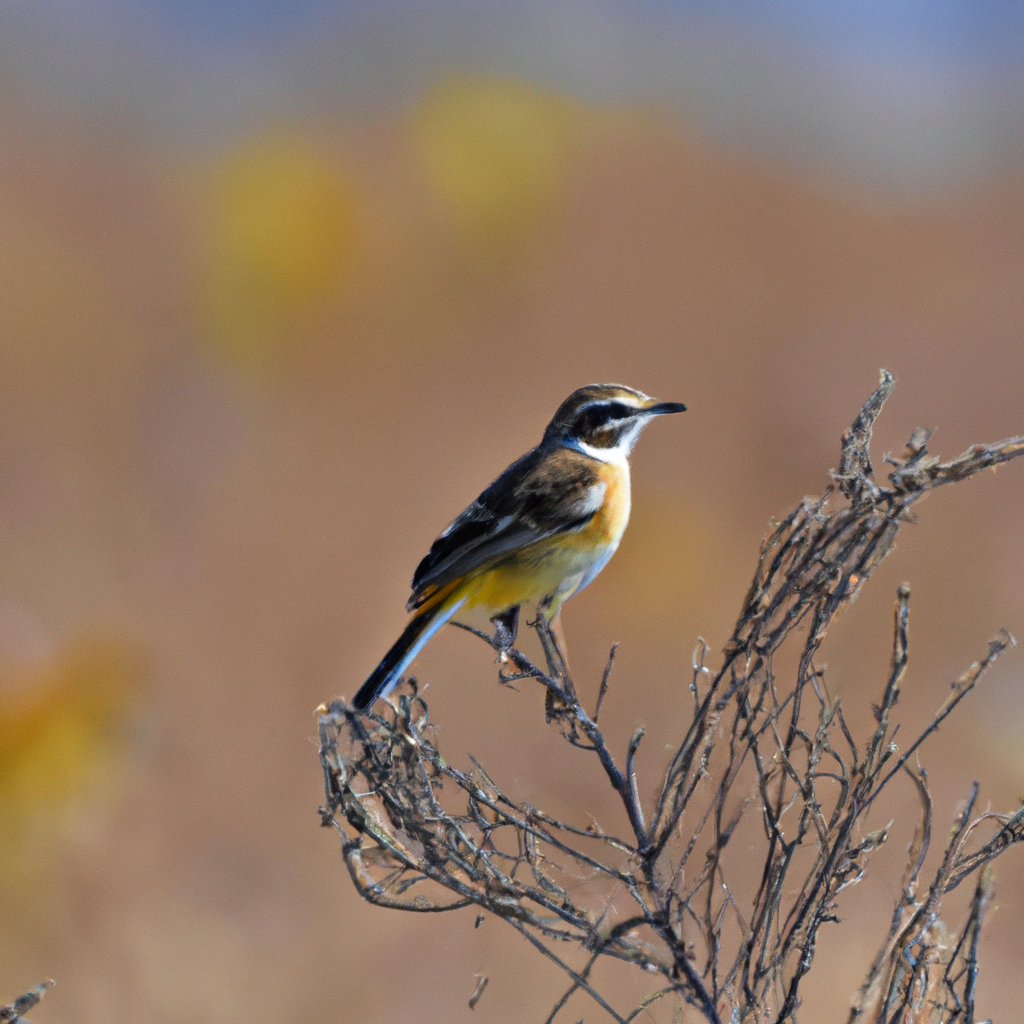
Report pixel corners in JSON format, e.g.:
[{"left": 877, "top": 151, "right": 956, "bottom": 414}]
[
  {"left": 577, "top": 401, "right": 635, "bottom": 433},
  {"left": 605, "top": 402, "right": 634, "bottom": 420}
]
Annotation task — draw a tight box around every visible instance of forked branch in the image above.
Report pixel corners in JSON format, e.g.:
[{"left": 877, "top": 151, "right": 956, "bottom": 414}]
[{"left": 319, "top": 371, "right": 1024, "bottom": 1022}]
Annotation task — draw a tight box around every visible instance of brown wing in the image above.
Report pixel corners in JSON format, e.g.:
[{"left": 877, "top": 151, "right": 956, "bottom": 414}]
[{"left": 408, "top": 444, "right": 605, "bottom": 610}]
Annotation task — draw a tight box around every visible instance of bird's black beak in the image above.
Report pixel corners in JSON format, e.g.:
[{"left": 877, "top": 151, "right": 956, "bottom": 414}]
[{"left": 643, "top": 401, "right": 687, "bottom": 416}]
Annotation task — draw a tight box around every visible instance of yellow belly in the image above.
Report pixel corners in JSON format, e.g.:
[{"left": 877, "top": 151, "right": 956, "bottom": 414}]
[{"left": 464, "top": 458, "right": 630, "bottom": 615}]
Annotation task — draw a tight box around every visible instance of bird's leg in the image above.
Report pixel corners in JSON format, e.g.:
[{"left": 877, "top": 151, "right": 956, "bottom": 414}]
[
  {"left": 534, "top": 598, "right": 577, "bottom": 723},
  {"left": 535, "top": 600, "right": 575, "bottom": 693},
  {"left": 489, "top": 605, "right": 520, "bottom": 653},
  {"left": 546, "top": 613, "right": 570, "bottom": 670}
]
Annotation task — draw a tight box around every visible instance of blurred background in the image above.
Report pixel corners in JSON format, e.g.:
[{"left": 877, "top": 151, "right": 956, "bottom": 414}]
[{"left": 0, "top": 1, "right": 1023, "bottom": 1020}]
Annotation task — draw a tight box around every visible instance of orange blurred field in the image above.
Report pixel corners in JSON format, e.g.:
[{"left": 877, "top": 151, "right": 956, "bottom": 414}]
[{"left": 1, "top": 21, "right": 1023, "bottom": 1022}]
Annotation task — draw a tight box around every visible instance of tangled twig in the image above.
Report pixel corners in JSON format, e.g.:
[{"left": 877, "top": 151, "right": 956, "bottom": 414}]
[{"left": 319, "top": 371, "right": 1024, "bottom": 1022}]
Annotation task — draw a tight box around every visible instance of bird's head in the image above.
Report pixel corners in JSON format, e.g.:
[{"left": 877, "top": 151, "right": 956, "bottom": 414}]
[{"left": 543, "top": 384, "right": 686, "bottom": 458}]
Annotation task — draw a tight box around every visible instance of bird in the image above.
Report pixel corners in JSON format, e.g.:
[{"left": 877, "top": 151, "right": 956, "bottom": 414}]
[{"left": 351, "top": 383, "right": 686, "bottom": 711}]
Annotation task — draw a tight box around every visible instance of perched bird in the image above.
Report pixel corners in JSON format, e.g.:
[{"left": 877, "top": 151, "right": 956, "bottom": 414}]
[{"left": 351, "top": 384, "right": 686, "bottom": 711}]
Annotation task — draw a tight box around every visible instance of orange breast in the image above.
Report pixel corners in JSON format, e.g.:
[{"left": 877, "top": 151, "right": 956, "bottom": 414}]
[
  {"left": 590, "top": 457, "right": 631, "bottom": 545},
  {"left": 465, "top": 457, "right": 631, "bottom": 614}
]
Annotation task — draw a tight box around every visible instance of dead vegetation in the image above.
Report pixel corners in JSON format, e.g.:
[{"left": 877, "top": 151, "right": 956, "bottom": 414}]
[{"left": 319, "top": 372, "right": 1024, "bottom": 1022}]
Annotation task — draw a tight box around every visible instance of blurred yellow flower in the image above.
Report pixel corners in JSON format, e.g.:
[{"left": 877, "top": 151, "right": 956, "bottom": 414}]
[
  {"left": 0, "top": 637, "right": 140, "bottom": 884},
  {"left": 201, "top": 134, "right": 358, "bottom": 373},
  {"left": 414, "top": 76, "right": 579, "bottom": 258}
]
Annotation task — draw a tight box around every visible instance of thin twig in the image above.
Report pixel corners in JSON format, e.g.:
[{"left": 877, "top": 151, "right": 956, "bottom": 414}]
[{"left": 320, "top": 373, "right": 1024, "bottom": 1023}]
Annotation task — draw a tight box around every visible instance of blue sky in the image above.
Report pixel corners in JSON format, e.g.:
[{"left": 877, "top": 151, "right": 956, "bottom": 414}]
[
  {"left": 3, "top": 1, "right": 1022, "bottom": 187},
  {"left": 9, "top": 0, "right": 1024, "bottom": 66}
]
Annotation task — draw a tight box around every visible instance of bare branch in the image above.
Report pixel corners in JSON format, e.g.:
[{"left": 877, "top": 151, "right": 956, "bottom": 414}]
[
  {"left": 0, "top": 981, "right": 54, "bottom": 1024},
  {"left": 320, "top": 373, "right": 1024, "bottom": 1022}
]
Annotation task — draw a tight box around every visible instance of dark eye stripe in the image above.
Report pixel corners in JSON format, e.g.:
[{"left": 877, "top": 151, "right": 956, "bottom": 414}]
[
  {"left": 589, "top": 401, "right": 634, "bottom": 424},
  {"left": 574, "top": 400, "right": 636, "bottom": 436},
  {"left": 605, "top": 401, "right": 634, "bottom": 420}
]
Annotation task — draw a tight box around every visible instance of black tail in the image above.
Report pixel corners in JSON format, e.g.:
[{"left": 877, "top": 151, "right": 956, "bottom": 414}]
[{"left": 351, "top": 604, "right": 449, "bottom": 710}]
